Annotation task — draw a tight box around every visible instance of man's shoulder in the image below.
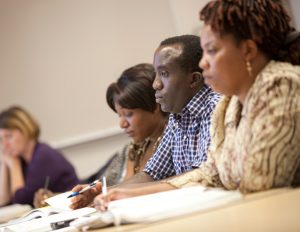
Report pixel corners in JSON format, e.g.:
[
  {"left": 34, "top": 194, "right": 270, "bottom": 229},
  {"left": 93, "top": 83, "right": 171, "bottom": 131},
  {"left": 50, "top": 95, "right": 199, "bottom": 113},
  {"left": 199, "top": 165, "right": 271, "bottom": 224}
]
[{"left": 188, "top": 86, "right": 221, "bottom": 116}]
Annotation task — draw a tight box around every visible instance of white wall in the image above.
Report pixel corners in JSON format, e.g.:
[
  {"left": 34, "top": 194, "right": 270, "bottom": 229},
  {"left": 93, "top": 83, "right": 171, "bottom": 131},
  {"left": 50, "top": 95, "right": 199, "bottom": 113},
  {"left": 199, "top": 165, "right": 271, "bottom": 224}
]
[
  {"left": 289, "top": 0, "right": 300, "bottom": 30},
  {"left": 2, "top": 0, "right": 297, "bottom": 178},
  {"left": 0, "top": 0, "right": 210, "bottom": 178},
  {"left": 0, "top": 0, "right": 176, "bottom": 144}
]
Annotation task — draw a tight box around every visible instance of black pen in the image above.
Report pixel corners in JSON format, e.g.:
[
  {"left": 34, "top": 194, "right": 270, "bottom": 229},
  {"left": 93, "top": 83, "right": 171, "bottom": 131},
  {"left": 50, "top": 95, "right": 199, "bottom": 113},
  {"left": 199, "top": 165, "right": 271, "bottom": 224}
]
[
  {"left": 67, "top": 179, "right": 100, "bottom": 198},
  {"left": 44, "top": 176, "right": 50, "bottom": 190}
]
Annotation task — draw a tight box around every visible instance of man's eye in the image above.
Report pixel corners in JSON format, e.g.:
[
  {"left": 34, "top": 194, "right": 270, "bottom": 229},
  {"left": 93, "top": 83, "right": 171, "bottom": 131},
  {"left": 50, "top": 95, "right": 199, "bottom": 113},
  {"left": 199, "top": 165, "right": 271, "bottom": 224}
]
[{"left": 160, "top": 70, "right": 169, "bottom": 77}]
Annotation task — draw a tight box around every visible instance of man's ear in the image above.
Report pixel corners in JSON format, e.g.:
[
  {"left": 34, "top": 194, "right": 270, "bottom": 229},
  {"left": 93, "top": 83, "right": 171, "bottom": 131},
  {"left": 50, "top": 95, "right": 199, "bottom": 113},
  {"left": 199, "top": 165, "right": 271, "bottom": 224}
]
[{"left": 190, "top": 72, "right": 203, "bottom": 88}]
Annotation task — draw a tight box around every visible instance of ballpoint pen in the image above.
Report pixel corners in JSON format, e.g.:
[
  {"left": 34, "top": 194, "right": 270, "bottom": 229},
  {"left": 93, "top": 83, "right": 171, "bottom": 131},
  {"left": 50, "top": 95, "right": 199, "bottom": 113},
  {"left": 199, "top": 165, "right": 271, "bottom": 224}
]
[
  {"left": 67, "top": 179, "right": 100, "bottom": 198},
  {"left": 102, "top": 176, "right": 107, "bottom": 196}
]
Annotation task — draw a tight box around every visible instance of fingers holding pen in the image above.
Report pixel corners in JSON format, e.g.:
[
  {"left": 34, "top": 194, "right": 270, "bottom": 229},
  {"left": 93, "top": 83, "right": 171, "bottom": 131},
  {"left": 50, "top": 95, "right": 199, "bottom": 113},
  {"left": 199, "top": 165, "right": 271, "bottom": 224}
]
[
  {"left": 93, "top": 190, "right": 113, "bottom": 212},
  {"left": 69, "top": 182, "right": 102, "bottom": 210},
  {"left": 93, "top": 188, "right": 136, "bottom": 212}
]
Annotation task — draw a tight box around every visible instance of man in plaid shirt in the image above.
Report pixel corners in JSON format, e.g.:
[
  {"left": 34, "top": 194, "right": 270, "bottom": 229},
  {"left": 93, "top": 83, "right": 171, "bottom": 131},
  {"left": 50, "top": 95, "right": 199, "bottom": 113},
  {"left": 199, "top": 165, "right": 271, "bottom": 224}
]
[
  {"left": 122, "top": 35, "right": 220, "bottom": 184},
  {"left": 71, "top": 35, "right": 220, "bottom": 209}
]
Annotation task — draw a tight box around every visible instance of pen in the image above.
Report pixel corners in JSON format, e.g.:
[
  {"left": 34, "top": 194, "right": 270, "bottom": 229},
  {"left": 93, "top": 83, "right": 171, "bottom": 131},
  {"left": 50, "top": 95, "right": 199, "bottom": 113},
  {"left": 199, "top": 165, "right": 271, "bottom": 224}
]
[
  {"left": 67, "top": 179, "right": 100, "bottom": 198},
  {"left": 102, "top": 176, "right": 107, "bottom": 196},
  {"left": 44, "top": 176, "right": 50, "bottom": 190}
]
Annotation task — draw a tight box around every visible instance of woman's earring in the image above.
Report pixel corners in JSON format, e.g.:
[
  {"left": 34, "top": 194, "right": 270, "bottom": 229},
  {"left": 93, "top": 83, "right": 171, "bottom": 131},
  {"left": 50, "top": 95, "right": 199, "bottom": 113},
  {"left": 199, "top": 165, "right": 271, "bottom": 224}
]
[{"left": 246, "top": 61, "right": 253, "bottom": 77}]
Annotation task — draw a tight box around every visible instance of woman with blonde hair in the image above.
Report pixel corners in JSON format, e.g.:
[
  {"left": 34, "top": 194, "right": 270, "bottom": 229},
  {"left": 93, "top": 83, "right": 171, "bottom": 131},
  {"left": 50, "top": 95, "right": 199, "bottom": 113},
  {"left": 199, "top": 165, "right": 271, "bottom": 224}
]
[{"left": 0, "top": 106, "right": 79, "bottom": 206}]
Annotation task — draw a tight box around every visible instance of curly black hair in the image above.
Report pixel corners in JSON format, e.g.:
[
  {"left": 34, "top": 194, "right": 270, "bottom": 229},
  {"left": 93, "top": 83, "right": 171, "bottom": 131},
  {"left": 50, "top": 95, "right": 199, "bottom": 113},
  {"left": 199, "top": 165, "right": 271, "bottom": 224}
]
[{"left": 200, "top": 0, "right": 300, "bottom": 65}]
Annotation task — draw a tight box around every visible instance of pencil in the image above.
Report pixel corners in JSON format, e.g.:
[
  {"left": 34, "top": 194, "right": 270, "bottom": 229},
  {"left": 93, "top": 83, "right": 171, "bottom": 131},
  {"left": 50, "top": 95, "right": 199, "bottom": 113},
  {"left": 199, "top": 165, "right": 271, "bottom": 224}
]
[{"left": 44, "top": 176, "right": 50, "bottom": 190}]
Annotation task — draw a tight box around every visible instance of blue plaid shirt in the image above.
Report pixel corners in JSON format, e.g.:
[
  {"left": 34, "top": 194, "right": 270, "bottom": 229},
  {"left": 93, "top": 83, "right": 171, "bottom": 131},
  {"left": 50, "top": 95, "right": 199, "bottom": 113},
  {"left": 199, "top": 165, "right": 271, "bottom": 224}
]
[{"left": 144, "top": 85, "right": 220, "bottom": 180}]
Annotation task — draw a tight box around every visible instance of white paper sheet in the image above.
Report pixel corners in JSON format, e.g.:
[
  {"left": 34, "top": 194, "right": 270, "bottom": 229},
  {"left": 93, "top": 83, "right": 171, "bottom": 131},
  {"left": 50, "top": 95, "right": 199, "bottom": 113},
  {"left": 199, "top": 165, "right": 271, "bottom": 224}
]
[{"left": 45, "top": 191, "right": 73, "bottom": 210}]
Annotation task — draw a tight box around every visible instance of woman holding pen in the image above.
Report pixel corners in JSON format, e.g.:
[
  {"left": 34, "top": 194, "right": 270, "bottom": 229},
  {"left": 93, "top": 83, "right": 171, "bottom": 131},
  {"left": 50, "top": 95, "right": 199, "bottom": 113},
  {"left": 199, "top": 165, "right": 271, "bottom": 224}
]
[
  {"left": 34, "top": 63, "right": 168, "bottom": 208},
  {"left": 92, "top": 0, "right": 300, "bottom": 209},
  {"left": 0, "top": 106, "right": 79, "bottom": 207}
]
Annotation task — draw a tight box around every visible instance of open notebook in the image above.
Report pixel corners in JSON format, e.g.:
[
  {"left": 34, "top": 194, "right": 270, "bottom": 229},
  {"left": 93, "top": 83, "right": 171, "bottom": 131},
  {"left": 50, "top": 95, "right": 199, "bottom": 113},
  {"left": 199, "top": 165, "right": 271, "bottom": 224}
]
[
  {"left": 0, "top": 191, "right": 96, "bottom": 232},
  {"left": 0, "top": 204, "right": 32, "bottom": 223},
  {"left": 0, "top": 207, "right": 96, "bottom": 232},
  {"left": 69, "top": 186, "right": 242, "bottom": 230},
  {"left": 1, "top": 187, "right": 242, "bottom": 231}
]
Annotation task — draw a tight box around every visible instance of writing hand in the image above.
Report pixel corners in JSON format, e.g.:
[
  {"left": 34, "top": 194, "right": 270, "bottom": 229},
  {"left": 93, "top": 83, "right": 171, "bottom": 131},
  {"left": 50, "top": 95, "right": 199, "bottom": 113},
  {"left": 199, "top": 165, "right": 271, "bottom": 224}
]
[
  {"left": 69, "top": 182, "right": 102, "bottom": 210},
  {"left": 93, "top": 188, "right": 141, "bottom": 211},
  {"left": 33, "top": 188, "right": 54, "bottom": 208}
]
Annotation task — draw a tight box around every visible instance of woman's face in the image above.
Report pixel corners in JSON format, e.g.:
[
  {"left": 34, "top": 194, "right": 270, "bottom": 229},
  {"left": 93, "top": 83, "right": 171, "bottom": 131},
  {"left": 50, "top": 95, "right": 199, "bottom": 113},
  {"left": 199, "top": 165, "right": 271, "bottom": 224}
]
[
  {"left": 199, "top": 25, "right": 249, "bottom": 97},
  {"left": 114, "top": 103, "right": 159, "bottom": 143},
  {"left": 0, "top": 128, "right": 28, "bottom": 157}
]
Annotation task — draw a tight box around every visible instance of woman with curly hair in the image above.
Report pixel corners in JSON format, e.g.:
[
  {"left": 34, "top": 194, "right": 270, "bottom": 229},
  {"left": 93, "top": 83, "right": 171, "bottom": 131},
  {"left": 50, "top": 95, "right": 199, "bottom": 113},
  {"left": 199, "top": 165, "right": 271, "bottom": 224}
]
[{"left": 93, "top": 0, "right": 300, "bottom": 209}]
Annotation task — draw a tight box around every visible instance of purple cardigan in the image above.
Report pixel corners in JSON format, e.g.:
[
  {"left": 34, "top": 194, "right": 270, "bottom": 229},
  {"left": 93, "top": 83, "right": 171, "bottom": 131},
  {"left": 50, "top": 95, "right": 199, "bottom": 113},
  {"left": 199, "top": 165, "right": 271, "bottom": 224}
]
[{"left": 13, "top": 142, "right": 79, "bottom": 206}]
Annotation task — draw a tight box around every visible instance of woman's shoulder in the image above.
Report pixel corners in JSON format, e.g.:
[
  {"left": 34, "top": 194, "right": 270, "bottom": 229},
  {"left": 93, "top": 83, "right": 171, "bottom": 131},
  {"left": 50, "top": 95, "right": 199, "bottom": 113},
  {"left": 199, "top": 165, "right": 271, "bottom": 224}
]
[
  {"left": 261, "top": 61, "right": 300, "bottom": 83},
  {"left": 35, "top": 142, "right": 61, "bottom": 153},
  {"left": 33, "top": 142, "right": 66, "bottom": 161},
  {"left": 252, "top": 61, "right": 300, "bottom": 95}
]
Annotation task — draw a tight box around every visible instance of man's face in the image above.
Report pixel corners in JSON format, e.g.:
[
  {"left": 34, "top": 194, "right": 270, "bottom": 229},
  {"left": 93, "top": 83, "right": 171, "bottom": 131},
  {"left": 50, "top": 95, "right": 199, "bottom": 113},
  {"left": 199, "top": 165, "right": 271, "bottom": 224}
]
[{"left": 153, "top": 44, "right": 192, "bottom": 114}]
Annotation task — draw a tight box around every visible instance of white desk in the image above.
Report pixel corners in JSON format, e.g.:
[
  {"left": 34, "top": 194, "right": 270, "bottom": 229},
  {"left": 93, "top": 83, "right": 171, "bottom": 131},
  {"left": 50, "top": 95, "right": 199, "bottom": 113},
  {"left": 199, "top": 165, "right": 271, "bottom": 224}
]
[{"left": 95, "top": 188, "right": 300, "bottom": 232}]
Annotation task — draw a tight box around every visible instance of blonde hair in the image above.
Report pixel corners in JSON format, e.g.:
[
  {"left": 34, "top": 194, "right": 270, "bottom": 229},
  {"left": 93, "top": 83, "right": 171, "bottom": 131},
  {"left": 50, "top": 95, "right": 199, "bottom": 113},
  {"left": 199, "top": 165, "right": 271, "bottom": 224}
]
[{"left": 0, "top": 106, "right": 40, "bottom": 140}]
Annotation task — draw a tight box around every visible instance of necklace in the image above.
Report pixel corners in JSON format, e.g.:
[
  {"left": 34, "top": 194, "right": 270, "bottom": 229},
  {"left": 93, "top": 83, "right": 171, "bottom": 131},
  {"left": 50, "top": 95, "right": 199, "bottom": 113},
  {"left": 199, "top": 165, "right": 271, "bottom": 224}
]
[{"left": 128, "top": 134, "right": 163, "bottom": 174}]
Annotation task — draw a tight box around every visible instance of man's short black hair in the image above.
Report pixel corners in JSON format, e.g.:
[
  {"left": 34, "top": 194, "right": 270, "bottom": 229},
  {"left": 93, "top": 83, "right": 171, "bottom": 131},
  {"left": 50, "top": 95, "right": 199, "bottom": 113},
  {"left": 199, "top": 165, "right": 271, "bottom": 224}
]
[{"left": 160, "top": 35, "right": 202, "bottom": 73}]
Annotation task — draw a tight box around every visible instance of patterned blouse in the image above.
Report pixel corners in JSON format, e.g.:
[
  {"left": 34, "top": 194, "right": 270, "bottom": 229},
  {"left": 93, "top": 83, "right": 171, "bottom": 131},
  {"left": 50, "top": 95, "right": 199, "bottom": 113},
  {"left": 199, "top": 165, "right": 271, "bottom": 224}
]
[{"left": 167, "top": 61, "right": 300, "bottom": 193}]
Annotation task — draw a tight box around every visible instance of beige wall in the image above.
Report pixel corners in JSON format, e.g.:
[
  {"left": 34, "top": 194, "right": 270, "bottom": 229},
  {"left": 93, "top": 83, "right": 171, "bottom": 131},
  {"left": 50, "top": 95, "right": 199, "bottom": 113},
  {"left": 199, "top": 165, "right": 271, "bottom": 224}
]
[
  {"left": 289, "top": 0, "right": 300, "bottom": 30},
  {"left": 0, "top": 0, "right": 176, "bottom": 144},
  {"left": 0, "top": 0, "right": 210, "bottom": 178},
  {"left": 1, "top": 0, "right": 298, "bottom": 178}
]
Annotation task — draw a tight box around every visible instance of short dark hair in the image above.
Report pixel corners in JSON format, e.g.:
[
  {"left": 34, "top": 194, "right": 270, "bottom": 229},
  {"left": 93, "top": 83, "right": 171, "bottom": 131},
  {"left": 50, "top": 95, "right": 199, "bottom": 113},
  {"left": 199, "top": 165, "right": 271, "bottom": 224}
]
[
  {"left": 0, "top": 106, "right": 40, "bottom": 140},
  {"left": 160, "top": 35, "right": 202, "bottom": 73},
  {"left": 200, "top": 0, "right": 300, "bottom": 65},
  {"left": 106, "top": 63, "right": 157, "bottom": 113}
]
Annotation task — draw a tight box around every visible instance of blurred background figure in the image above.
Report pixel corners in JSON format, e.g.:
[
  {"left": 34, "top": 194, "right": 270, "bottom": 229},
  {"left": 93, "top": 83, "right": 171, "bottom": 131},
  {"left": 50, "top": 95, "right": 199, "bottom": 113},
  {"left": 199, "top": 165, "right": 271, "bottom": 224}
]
[{"left": 0, "top": 106, "right": 79, "bottom": 207}]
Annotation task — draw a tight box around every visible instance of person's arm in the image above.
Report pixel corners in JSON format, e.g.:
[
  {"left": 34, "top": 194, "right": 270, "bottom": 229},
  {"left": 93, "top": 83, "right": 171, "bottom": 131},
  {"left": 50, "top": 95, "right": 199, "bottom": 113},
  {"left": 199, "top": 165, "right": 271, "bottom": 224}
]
[
  {"left": 0, "top": 152, "right": 25, "bottom": 205},
  {"left": 0, "top": 160, "right": 11, "bottom": 206},
  {"left": 70, "top": 172, "right": 154, "bottom": 209},
  {"left": 93, "top": 181, "right": 175, "bottom": 211},
  {"left": 116, "top": 171, "right": 154, "bottom": 186},
  {"left": 239, "top": 75, "right": 300, "bottom": 193},
  {"left": 92, "top": 164, "right": 223, "bottom": 212},
  {"left": 33, "top": 189, "right": 55, "bottom": 208},
  {"left": 6, "top": 156, "right": 24, "bottom": 194},
  {"left": 71, "top": 124, "right": 174, "bottom": 210}
]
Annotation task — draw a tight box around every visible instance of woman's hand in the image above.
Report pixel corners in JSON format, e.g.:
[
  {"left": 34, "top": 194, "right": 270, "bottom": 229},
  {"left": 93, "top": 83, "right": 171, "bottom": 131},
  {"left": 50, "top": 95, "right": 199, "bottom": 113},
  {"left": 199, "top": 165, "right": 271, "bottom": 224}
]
[
  {"left": 69, "top": 182, "right": 102, "bottom": 209},
  {"left": 93, "top": 188, "right": 142, "bottom": 211},
  {"left": 93, "top": 182, "right": 176, "bottom": 211},
  {"left": 2, "top": 152, "right": 20, "bottom": 169},
  {"left": 33, "top": 188, "right": 55, "bottom": 208}
]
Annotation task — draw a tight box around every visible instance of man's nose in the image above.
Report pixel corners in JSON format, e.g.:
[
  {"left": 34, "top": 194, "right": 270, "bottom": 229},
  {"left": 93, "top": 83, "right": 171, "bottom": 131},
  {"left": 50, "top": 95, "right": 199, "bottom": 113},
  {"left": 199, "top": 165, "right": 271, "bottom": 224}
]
[{"left": 153, "top": 75, "right": 162, "bottom": 90}]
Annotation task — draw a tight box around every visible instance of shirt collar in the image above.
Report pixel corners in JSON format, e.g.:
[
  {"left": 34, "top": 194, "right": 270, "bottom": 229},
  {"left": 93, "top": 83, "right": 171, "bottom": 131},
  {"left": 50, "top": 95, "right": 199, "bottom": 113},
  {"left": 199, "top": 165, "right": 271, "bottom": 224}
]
[{"left": 178, "top": 84, "right": 213, "bottom": 117}]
